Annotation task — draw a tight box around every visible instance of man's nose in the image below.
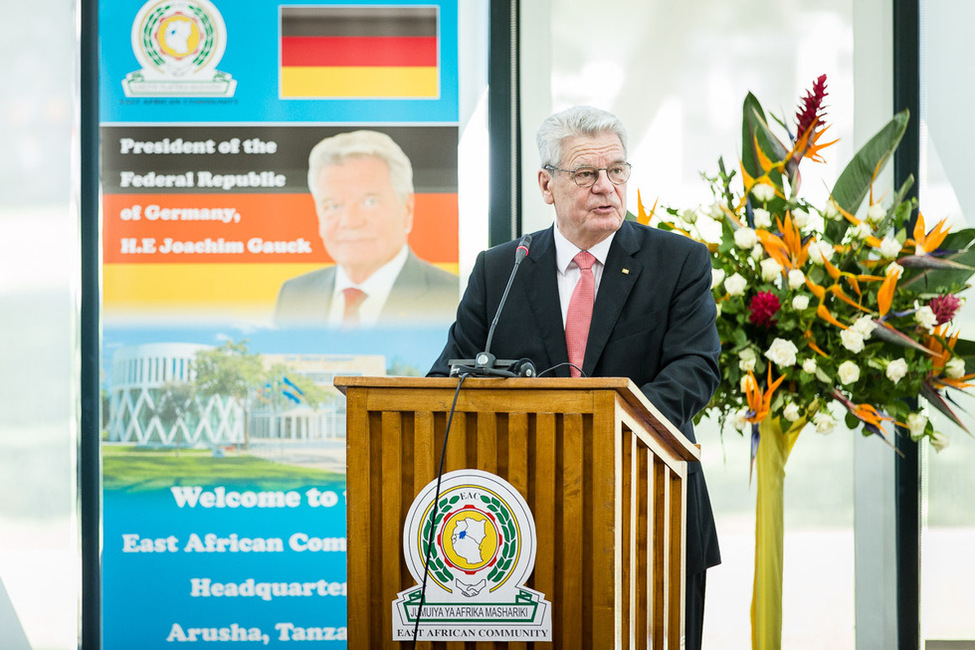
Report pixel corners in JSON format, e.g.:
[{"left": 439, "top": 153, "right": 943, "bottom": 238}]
[
  {"left": 590, "top": 169, "right": 615, "bottom": 193},
  {"left": 339, "top": 204, "right": 368, "bottom": 226}
]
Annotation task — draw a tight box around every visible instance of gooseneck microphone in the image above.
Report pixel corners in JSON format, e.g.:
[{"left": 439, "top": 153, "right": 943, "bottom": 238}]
[{"left": 449, "top": 234, "right": 537, "bottom": 378}]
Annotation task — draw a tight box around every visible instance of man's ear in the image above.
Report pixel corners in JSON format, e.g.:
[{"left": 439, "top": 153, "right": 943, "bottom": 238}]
[{"left": 538, "top": 169, "right": 556, "bottom": 205}]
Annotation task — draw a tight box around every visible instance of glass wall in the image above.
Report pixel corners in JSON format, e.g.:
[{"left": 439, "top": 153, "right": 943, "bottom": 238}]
[
  {"left": 920, "top": 0, "right": 975, "bottom": 645},
  {"left": 520, "top": 1, "right": 859, "bottom": 646},
  {"left": 0, "top": 0, "right": 81, "bottom": 649},
  {"left": 518, "top": 1, "right": 975, "bottom": 647}
]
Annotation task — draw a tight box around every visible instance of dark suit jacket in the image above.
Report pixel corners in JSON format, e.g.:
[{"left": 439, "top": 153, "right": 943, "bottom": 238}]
[
  {"left": 429, "top": 221, "right": 721, "bottom": 573},
  {"left": 274, "top": 249, "right": 459, "bottom": 327}
]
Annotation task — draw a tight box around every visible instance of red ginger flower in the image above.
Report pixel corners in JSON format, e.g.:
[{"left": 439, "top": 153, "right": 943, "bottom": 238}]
[
  {"left": 796, "top": 74, "right": 828, "bottom": 140},
  {"left": 929, "top": 294, "right": 962, "bottom": 326},
  {"left": 748, "top": 291, "right": 781, "bottom": 328}
]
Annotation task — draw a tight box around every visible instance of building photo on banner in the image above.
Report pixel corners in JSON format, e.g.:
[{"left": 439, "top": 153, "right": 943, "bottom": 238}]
[{"left": 97, "top": 0, "right": 472, "bottom": 646}]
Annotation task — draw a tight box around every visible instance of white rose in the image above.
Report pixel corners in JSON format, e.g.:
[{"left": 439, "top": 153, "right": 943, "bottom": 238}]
[
  {"left": 708, "top": 201, "right": 724, "bottom": 219},
  {"left": 808, "top": 240, "right": 834, "bottom": 265},
  {"left": 880, "top": 236, "right": 902, "bottom": 259},
  {"left": 813, "top": 411, "right": 837, "bottom": 434},
  {"left": 823, "top": 202, "right": 842, "bottom": 221},
  {"left": 914, "top": 302, "right": 937, "bottom": 333},
  {"left": 906, "top": 412, "right": 928, "bottom": 440},
  {"left": 791, "top": 208, "right": 809, "bottom": 229},
  {"left": 760, "top": 257, "right": 783, "bottom": 282},
  {"left": 851, "top": 221, "right": 873, "bottom": 240},
  {"left": 724, "top": 272, "right": 747, "bottom": 296},
  {"left": 852, "top": 316, "right": 877, "bottom": 339},
  {"left": 751, "top": 244, "right": 765, "bottom": 260},
  {"left": 802, "top": 358, "right": 817, "bottom": 374},
  {"left": 738, "top": 347, "right": 758, "bottom": 372},
  {"left": 788, "top": 269, "right": 806, "bottom": 290},
  {"left": 838, "top": 360, "right": 861, "bottom": 384},
  {"left": 792, "top": 295, "right": 810, "bottom": 311},
  {"left": 945, "top": 357, "right": 966, "bottom": 379},
  {"left": 783, "top": 402, "right": 801, "bottom": 423},
  {"left": 733, "top": 408, "right": 751, "bottom": 432},
  {"left": 840, "top": 328, "right": 865, "bottom": 353},
  {"left": 680, "top": 208, "right": 699, "bottom": 225},
  {"left": 886, "top": 358, "right": 909, "bottom": 384},
  {"left": 752, "top": 184, "right": 776, "bottom": 203},
  {"left": 753, "top": 208, "right": 773, "bottom": 229},
  {"left": 711, "top": 267, "right": 726, "bottom": 290},
  {"left": 866, "top": 203, "right": 887, "bottom": 224},
  {"left": 887, "top": 261, "right": 904, "bottom": 277},
  {"left": 931, "top": 431, "right": 950, "bottom": 452},
  {"left": 734, "top": 227, "right": 759, "bottom": 250},
  {"left": 765, "top": 338, "right": 799, "bottom": 368}
]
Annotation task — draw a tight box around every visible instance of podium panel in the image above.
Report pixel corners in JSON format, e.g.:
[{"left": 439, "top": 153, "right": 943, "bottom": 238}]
[{"left": 335, "top": 377, "right": 699, "bottom": 649}]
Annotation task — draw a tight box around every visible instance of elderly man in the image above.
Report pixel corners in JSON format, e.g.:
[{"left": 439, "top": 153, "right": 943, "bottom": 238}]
[
  {"left": 429, "top": 106, "right": 720, "bottom": 649},
  {"left": 274, "top": 130, "right": 457, "bottom": 328}
]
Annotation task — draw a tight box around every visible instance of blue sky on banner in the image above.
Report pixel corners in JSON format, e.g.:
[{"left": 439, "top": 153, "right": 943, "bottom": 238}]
[{"left": 99, "top": 0, "right": 459, "bottom": 124}]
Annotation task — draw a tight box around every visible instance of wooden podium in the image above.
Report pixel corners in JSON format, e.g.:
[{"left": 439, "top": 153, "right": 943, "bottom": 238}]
[{"left": 334, "top": 376, "right": 700, "bottom": 649}]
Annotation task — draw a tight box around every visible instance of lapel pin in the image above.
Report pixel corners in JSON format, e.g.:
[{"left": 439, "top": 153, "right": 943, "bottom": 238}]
[{"left": 622, "top": 268, "right": 630, "bottom": 274}]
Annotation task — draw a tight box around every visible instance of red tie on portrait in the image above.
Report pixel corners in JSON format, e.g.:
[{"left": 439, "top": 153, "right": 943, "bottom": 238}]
[
  {"left": 565, "top": 251, "right": 595, "bottom": 378},
  {"left": 342, "top": 287, "right": 367, "bottom": 326}
]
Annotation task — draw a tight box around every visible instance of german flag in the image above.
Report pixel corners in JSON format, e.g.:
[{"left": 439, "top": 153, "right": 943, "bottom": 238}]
[{"left": 280, "top": 6, "right": 439, "bottom": 99}]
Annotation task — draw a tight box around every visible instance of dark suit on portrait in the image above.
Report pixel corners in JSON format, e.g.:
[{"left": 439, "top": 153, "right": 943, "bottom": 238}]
[
  {"left": 274, "top": 249, "right": 458, "bottom": 327},
  {"left": 428, "top": 220, "right": 721, "bottom": 640}
]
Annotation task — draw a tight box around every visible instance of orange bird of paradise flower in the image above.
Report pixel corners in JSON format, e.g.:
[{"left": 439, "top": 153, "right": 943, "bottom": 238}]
[
  {"left": 744, "top": 367, "right": 787, "bottom": 424},
  {"left": 908, "top": 212, "right": 951, "bottom": 255},
  {"left": 926, "top": 326, "right": 975, "bottom": 390},
  {"left": 756, "top": 212, "right": 810, "bottom": 271}
]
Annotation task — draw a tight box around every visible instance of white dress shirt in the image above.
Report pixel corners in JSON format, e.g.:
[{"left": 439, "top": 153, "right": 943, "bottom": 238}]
[
  {"left": 553, "top": 225, "right": 616, "bottom": 327},
  {"left": 328, "top": 245, "right": 410, "bottom": 327}
]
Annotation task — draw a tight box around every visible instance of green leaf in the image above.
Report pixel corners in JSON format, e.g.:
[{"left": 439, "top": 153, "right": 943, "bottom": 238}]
[
  {"left": 920, "top": 381, "right": 971, "bottom": 434},
  {"left": 741, "top": 93, "right": 790, "bottom": 183},
  {"left": 900, "top": 248, "right": 975, "bottom": 293},
  {"left": 870, "top": 321, "right": 936, "bottom": 355},
  {"left": 941, "top": 229, "right": 975, "bottom": 252},
  {"left": 830, "top": 110, "right": 910, "bottom": 216}
]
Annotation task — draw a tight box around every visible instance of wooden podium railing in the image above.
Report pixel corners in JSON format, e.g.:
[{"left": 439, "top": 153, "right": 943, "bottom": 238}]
[{"left": 334, "top": 376, "right": 700, "bottom": 649}]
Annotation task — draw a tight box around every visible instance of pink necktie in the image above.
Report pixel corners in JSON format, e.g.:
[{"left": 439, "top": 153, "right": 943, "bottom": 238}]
[
  {"left": 565, "top": 251, "right": 595, "bottom": 377},
  {"left": 342, "top": 287, "right": 367, "bottom": 326}
]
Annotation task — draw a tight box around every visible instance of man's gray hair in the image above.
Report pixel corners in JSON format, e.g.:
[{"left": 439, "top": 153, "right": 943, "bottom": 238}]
[
  {"left": 307, "top": 130, "right": 414, "bottom": 201},
  {"left": 536, "top": 106, "right": 628, "bottom": 169}
]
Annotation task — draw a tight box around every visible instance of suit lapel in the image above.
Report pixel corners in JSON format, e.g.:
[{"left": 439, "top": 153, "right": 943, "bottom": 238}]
[
  {"left": 583, "top": 222, "right": 642, "bottom": 376},
  {"left": 523, "top": 227, "right": 572, "bottom": 376},
  {"left": 316, "top": 267, "right": 337, "bottom": 319},
  {"left": 379, "top": 251, "right": 419, "bottom": 320}
]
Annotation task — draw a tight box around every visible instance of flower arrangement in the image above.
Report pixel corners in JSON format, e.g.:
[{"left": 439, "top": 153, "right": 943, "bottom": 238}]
[
  {"left": 640, "top": 74, "right": 975, "bottom": 452},
  {"left": 638, "top": 73, "right": 975, "bottom": 650}
]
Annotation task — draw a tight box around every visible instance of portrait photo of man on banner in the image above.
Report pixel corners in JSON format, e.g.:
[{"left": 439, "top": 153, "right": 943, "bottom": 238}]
[{"left": 274, "top": 130, "right": 459, "bottom": 329}]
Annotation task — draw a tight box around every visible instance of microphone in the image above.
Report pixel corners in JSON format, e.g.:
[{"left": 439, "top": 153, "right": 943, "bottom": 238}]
[{"left": 449, "top": 234, "right": 536, "bottom": 378}]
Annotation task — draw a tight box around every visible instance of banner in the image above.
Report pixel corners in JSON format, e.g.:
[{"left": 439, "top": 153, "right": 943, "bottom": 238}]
[{"left": 99, "top": 1, "right": 465, "bottom": 647}]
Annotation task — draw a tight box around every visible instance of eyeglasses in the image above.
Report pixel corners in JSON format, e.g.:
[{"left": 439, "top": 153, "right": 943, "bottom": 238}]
[{"left": 544, "top": 162, "right": 632, "bottom": 187}]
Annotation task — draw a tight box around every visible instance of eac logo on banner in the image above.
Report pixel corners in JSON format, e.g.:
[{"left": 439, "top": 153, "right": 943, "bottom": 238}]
[{"left": 123, "top": 0, "right": 237, "bottom": 97}]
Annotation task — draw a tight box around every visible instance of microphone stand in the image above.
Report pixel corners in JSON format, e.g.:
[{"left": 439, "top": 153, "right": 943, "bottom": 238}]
[{"left": 449, "top": 234, "right": 536, "bottom": 378}]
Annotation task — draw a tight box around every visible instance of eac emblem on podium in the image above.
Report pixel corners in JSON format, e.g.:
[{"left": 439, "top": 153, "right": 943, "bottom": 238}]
[{"left": 393, "top": 469, "right": 552, "bottom": 642}]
